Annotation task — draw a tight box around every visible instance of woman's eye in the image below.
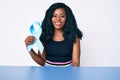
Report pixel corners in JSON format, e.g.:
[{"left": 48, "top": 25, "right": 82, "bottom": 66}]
[
  {"left": 53, "top": 15, "right": 57, "bottom": 17},
  {"left": 52, "top": 15, "right": 65, "bottom": 18},
  {"left": 61, "top": 15, "right": 65, "bottom": 18}
]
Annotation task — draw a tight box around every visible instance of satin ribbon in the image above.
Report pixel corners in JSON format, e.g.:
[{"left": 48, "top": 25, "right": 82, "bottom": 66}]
[{"left": 27, "top": 21, "right": 43, "bottom": 53}]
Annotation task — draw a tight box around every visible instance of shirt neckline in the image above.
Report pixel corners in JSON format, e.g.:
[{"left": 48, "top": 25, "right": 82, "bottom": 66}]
[{"left": 52, "top": 39, "right": 65, "bottom": 43}]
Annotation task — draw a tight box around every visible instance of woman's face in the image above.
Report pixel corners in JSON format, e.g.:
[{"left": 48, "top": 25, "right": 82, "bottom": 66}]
[{"left": 52, "top": 8, "right": 66, "bottom": 30}]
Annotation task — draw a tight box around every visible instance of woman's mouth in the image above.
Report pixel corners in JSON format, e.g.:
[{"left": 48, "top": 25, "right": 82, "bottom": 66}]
[{"left": 55, "top": 22, "right": 62, "bottom": 26}]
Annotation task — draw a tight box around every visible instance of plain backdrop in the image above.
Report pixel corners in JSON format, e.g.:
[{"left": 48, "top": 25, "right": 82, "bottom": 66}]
[{"left": 0, "top": 0, "right": 120, "bottom": 66}]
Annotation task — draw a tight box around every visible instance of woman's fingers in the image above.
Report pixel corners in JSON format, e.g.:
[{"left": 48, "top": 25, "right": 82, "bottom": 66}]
[{"left": 25, "top": 36, "right": 35, "bottom": 46}]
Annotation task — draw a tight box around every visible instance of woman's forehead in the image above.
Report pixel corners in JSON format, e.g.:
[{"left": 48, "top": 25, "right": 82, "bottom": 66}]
[{"left": 53, "top": 8, "right": 66, "bottom": 14}]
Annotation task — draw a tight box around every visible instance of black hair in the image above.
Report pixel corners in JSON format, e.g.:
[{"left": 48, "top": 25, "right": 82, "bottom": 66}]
[{"left": 40, "top": 2, "right": 83, "bottom": 44}]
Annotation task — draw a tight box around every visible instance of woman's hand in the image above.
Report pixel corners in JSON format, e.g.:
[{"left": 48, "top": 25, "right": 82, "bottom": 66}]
[
  {"left": 25, "top": 36, "right": 46, "bottom": 66},
  {"left": 24, "top": 36, "right": 35, "bottom": 47}
]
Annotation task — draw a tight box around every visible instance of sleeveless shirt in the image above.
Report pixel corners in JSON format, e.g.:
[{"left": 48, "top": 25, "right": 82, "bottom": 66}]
[{"left": 45, "top": 39, "right": 73, "bottom": 65}]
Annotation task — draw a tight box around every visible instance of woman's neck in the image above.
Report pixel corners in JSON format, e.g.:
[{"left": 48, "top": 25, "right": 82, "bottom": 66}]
[
  {"left": 54, "top": 29, "right": 63, "bottom": 36},
  {"left": 53, "top": 30, "right": 64, "bottom": 41}
]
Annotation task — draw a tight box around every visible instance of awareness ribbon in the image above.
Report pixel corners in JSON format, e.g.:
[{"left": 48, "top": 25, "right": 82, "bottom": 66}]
[{"left": 27, "top": 21, "right": 43, "bottom": 53}]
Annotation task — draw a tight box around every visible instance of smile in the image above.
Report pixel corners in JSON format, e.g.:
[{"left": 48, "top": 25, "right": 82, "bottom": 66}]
[{"left": 55, "top": 22, "right": 62, "bottom": 26}]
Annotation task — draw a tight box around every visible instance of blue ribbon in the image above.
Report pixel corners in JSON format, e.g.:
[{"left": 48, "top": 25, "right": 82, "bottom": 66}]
[{"left": 27, "top": 21, "right": 43, "bottom": 53}]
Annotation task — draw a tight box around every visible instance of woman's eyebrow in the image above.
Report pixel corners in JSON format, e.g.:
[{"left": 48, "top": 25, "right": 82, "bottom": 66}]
[{"left": 53, "top": 13, "right": 66, "bottom": 15}]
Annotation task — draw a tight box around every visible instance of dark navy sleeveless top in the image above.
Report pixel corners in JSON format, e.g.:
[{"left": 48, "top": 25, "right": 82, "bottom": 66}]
[{"left": 45, "top": 39, "right": 73, "bottom": 65}]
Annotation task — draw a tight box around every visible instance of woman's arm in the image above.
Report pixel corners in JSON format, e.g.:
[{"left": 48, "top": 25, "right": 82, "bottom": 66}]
[
  {"left": 25, "top": 36, "right": 46, "bottom": 66},
  {"left": 29, "top": 49, "right": 46, "bottom": 66},
  {"left": 72, "top": 36, "right": 81, "bottom": 66}
]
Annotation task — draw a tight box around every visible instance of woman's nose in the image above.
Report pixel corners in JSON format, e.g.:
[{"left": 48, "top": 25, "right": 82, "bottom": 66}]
[{"left": 56, "top": 16, "right": 61, "bottom": 21}]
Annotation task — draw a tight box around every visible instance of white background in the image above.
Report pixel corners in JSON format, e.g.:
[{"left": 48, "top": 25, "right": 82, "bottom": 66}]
[{"left": 0, "top": 0, "right": 120, "bottom": 66}]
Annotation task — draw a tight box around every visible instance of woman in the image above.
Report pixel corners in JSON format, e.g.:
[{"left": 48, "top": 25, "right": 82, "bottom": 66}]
[{"left": 25, "top": 2, "right": 83, "bottom": 67}]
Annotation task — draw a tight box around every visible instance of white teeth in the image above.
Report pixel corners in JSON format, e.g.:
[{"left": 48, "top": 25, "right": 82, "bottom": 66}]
[{"left": 55, "top": 22, "right": 61, "bottom": 25}]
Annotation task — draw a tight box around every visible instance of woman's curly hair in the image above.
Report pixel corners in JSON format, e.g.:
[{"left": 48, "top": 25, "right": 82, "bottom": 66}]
[{"left": 40, "top": 2, "right": 83, "bottom": 44}]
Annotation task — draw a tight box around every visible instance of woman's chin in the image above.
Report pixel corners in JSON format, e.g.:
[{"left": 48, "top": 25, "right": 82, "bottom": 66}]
[{"left": 54, "top": 26, "right": 63, "bottom": 30}]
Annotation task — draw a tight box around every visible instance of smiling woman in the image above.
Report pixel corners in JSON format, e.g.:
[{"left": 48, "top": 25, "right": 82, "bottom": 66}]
[
  {"left": 52, "top": 8, "right": 66, "bottom": 30},
  {"left": 24, "top": 2, "right": 83, "bottom": 67}
]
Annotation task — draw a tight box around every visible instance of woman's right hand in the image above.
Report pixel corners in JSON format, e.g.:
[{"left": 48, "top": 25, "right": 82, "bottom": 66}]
[{"left": 24, "top": 36, "right": 35, "bottom": 47}]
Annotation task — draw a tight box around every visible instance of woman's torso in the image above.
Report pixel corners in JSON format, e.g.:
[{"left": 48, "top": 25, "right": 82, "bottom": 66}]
[{"left": 44, "top": 39, "right": 73, "bottom": 67}]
